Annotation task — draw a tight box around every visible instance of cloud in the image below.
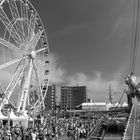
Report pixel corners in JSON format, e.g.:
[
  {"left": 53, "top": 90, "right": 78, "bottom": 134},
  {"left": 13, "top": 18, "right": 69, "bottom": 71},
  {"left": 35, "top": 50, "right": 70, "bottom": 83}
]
[
  {"left": 0, "top": 53, "right": 127, "bottom": 103},
  {"left": 48, "top": 55, "right": 125, "bottom": 102},
  {"left": 49, "top": 53, "right": 66, "bottom": 84},
  {"left": 65, "top": 71, "right": 124, "bottom": 102},
  {"left": 110, "top": 1, "right": 140, "bottom": 75}
]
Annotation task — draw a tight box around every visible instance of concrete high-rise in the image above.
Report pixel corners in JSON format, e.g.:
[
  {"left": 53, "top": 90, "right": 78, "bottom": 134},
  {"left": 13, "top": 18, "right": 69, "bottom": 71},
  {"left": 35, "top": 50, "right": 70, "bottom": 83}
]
[
  {"left": 61, "top": 86, "right": 86, "bottom": 110},
  {"left": 44, "top": 84, "right": 56, "bottom": 111}
]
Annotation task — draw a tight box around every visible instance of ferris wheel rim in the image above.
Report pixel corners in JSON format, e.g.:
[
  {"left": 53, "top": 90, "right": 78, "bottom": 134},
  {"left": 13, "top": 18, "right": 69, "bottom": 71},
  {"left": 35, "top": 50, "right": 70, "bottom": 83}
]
[{"left": 28, "top": 0, "right": 50, "bottom": 103}]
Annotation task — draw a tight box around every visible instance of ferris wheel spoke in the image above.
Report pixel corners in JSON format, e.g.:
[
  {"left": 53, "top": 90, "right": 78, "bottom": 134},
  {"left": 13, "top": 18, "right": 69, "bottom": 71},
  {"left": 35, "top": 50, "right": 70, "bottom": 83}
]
[
  {"left": 29, "top": 30, "right": 43, "bottom": 50},
  {"left": 8, "top": 0, "right": 25, "bottom": 43},
  {"left": 0, "top": 8, "right": 22, "bottom": 46},
  {"left": 0, "top": 58, "right": 22, "bottom": 70},
  {"left": 21, "top": 1, "right": 29, "bottom": 42},
  {"left": 29, "top": 29, "right": 43, "bottom": 50},
  {"left": 0, "top": 37, "right": 19, "bottom": 51},
  {"left": 32, "top": 60, "right": 45, "bottom": 108},
  {"left": 36, "top": 60, "right": 45, "bottom": 68},
  {"left": 28, "top": 13, "right": 36, "bottom": 41},
  {"left": 5, "top": 59, "right": 28, "bottom": 98},
  {"left": 0, "top": 59, "right": 28, "bottom": 109},
  {"left": 31, "top": 100, "right": 39, "bottom": 110},
  {"left": 32, "top": 60, "right": 41, "bottom": 88},
  {"left": 8, "top": 0, "right": 20, "bottom": 21},
  {"left": 35, "top": 47, "right": 47, "bottom": 54},
  {"left": 0, "top": 81, "right": 17, "bottom": 109}
]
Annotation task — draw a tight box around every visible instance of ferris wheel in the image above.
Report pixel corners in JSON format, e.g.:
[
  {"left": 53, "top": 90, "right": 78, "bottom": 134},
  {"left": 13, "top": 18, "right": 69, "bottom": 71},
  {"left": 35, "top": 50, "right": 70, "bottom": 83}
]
[{"left": 0, "top": 0, "right": 50, "bottom": 113}]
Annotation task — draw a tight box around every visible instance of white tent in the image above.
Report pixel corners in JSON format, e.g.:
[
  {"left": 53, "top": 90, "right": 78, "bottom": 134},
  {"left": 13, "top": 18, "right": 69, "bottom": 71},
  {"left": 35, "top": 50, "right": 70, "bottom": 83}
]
[
  {"left": 10, "top": 110, "right": 19, "bottom": 120},
  {"left": 82, "top": 102, "right": 107, "bottom": 111},
  {"left": 8, "top": 110, "right": 29, "bottom": 128},
  {"left": 122, "top": 102, "right": 128, "bottom": 107},
  {"left": 17, "top": 111, "right": 29, "bottom": 128},
  {"left": 114, "top": 102, "right": 121, "bottom": 107},
  {"left": 9, "top": 110, "right": 21, "bottom": 126},
  {"left": 18, "top": 113, "right": 28, "bottom": 120},
  {"left": 9, "top": 110, "right": 28, "bottom": 121},
  {"left": 106, "top": 103, "right": 113, "bottom": 110},
  {"left": 0, "top": 109, "right": 31, "bottom": 128}
]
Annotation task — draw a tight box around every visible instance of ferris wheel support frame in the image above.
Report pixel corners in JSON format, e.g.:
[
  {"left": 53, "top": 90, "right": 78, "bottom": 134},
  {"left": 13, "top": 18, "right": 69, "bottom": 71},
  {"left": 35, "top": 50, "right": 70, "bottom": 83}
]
[
  {"left": 0, "top": 0, "right": 50, "bottom": 114},
  {"left": 17, "top": 59, "right": 33, "bottom": 112},
  {"left": 32, "top": 60, "right": 45, "bottom": 109}
]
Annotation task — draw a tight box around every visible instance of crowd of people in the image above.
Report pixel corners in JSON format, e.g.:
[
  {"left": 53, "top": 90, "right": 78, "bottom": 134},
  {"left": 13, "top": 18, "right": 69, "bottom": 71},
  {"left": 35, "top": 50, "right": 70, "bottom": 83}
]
[{"left": 0, "top": 114, "right": 102, "bottom": 140}]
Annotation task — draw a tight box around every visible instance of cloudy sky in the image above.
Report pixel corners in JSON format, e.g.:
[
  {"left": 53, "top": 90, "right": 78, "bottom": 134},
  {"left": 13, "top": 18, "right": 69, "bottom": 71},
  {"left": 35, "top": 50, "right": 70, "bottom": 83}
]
[
  {"left": 1, "top": 0, "right": 140, "bottom": 103},
  {"left": 29, "top": 0, "right": 140, "bottom": 102}
]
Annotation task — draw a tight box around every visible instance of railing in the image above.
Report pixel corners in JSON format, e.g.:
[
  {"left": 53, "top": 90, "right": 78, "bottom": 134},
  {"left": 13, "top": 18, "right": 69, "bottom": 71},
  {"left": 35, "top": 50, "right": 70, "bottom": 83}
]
[
  {"left": 123, "top": 97, "right": 140, "bottom": 140},
  {"left": 87, "top": 118, "right": 105, "bottom": 140}
]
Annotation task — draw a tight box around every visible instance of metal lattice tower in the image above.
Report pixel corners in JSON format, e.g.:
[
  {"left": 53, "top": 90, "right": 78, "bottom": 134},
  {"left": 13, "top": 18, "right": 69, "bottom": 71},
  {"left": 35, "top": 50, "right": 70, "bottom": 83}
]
[{"left": 108, "top": 85, "right": 113, "bottom": 104}]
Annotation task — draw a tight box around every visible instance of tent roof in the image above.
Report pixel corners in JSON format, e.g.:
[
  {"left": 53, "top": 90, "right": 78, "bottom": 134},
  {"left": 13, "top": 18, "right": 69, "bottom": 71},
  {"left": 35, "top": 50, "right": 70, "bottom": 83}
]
[
  {"left": 82, "top": 102, "right": 106, "bottom": 106},
  {"left": 122, "top": 102, "right": 128, "bottom": 107},
  {"left": 10, "top": 110, "right": 28, "bottom": 120}
]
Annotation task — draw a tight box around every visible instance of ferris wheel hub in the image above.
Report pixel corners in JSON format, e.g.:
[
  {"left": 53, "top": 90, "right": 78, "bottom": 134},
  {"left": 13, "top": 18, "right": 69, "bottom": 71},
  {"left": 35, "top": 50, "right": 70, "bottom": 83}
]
[{"left": 31, "top": 50, "right": 36, "bottom": 59}]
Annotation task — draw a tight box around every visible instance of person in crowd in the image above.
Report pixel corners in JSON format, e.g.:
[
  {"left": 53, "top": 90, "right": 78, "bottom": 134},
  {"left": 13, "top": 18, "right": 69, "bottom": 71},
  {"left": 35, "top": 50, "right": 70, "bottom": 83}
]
[{"left": 0, "top": 113, "right": 101, "bottom": 140}]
